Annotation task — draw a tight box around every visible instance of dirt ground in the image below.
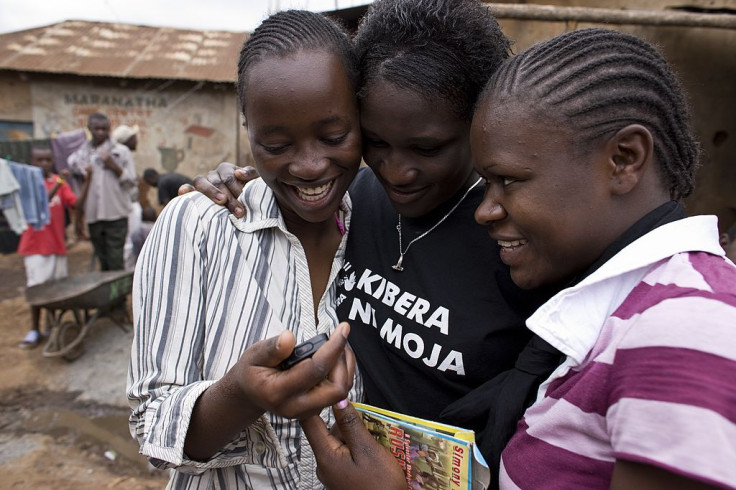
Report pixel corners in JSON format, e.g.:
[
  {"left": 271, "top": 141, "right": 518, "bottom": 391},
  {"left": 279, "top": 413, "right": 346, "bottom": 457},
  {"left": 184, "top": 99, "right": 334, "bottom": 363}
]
[{"left": 0, "top": 240, "right": 170, "bottom": 489}]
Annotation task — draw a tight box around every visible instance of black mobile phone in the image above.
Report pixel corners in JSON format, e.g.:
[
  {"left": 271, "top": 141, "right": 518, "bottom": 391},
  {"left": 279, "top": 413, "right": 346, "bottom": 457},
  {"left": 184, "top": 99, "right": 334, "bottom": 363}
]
[{"left": 279, "top": 333, "right": 329, "bottom": 370}]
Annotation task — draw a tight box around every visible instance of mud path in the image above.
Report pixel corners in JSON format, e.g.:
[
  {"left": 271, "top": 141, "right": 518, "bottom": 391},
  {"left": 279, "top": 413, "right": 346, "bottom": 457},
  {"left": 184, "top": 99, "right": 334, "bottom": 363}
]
[{"left": 0, "top": 241, "right": 168, "bottom": 489}]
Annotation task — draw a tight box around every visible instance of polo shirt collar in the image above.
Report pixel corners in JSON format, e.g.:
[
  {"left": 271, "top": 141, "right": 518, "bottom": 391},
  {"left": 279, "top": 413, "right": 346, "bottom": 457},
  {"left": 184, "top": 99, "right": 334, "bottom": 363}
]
[{"left": 527, "top": 215, "right": 724, "bottom": 364}]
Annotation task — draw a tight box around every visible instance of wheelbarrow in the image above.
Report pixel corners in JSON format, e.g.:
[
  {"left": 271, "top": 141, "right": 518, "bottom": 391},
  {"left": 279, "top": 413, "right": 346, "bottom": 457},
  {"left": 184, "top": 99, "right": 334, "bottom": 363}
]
[{"left": 24, "top": 270, "right": 134, "bottom": 362}]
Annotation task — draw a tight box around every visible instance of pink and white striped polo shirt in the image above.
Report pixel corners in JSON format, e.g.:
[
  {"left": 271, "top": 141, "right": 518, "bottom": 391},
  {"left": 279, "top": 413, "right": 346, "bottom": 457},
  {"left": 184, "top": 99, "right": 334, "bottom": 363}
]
[{"left": 500, "top": 215, "right": 736, "bottom": 489}]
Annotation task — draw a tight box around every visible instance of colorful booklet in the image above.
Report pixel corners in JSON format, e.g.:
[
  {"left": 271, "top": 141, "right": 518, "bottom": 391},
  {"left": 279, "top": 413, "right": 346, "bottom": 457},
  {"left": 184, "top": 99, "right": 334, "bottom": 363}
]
[{"left": 353, "top": 402, "right": 491, "bottom": 490}]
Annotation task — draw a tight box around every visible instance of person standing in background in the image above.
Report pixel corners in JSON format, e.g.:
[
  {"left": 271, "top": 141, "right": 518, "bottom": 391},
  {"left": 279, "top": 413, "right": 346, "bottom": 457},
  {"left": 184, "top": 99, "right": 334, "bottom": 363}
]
[
  {"left": 17, "top": 144, "right": 77, "bottom": 349},
  {"left": 112, "top": 124, "right": 142, "bottom": 270},
  {"left": 112, "top": 124, "right": 139, "bottom": 154},
  {"left": 142, "top": 168, "right": 192, "bottom": 207},
  {"left": 69, "top": 112, "right": 136, "bottom": 271}
]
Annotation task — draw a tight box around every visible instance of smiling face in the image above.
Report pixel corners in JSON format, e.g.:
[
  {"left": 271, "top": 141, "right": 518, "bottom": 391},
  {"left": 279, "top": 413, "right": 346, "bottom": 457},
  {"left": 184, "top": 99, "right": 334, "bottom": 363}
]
[
  {"left": 471, "top": 96, "right": 619, "bottom": 290},
  {"left": 360, "top": 80, "right": 474, "bottom": 218},
  {"left": 244, "top": 50, "right": 361, "bottom": 227}
]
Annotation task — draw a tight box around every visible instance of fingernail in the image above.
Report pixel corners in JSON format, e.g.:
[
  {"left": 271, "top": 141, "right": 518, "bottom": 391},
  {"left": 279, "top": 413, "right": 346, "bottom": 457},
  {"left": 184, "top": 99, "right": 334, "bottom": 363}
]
[
  {"left": 340, "top": 322, "right": 350, "bottom": 338},
  {"left": 235, "top": 206, "right": 244, "bottom": 216},
  {"left": 216, "top": 192, "right": 225, "bottom": 202},
  {"left": 336, "top": 399, "right": 349, "bottom": 410}
]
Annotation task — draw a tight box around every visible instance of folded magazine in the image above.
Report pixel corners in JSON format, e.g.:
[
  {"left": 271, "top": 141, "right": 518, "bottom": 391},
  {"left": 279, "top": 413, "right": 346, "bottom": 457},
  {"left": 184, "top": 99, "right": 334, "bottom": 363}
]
[{"left": 354, "top": 402, "right": 490, "bottom": 490}]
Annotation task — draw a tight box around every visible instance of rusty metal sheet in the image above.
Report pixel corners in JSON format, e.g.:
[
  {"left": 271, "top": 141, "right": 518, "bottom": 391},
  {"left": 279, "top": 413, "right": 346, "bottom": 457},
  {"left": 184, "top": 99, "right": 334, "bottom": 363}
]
[{"left": 0, "top": 20, "right": 247, "bottom": 83}]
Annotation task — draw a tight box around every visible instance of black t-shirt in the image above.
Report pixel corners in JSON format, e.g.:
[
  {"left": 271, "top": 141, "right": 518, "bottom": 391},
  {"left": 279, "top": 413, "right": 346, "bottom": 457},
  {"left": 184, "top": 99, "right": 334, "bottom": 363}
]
[
  {"left": 158, "top": 172, "right": 193, "bottom": 205},
  {"left": 338, "top": 169, "right": 549, "bottom": 421}
]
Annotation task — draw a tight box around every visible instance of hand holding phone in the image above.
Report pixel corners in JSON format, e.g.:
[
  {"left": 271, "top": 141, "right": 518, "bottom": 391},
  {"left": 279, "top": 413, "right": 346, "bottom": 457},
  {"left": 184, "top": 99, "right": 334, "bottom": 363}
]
[{"left": 280, "top": 333, "right": 329, "bottom": 370}]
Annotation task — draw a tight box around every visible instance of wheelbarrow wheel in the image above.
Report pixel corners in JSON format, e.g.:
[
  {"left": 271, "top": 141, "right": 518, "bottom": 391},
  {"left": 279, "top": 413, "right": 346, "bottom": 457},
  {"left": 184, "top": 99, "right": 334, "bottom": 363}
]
[{"left": 58, "top": 321, "right": 85, "bottom": 362}]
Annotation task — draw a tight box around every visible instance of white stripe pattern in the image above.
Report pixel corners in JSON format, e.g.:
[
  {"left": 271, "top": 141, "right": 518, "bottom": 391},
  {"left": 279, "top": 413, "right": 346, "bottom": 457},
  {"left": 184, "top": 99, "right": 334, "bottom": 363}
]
[{"left": 127, "top": 179, "right": 363, "bottom": 489}]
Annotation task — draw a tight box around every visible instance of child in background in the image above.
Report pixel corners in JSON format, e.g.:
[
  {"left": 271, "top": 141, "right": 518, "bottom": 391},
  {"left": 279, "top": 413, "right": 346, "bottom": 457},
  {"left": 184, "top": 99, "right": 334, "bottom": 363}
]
[
  {"left": 17, "top": 145, "right": 77, "bottom": 349},
  {"left": 472, "top": 28, "right": 736, "bottom": 488}
]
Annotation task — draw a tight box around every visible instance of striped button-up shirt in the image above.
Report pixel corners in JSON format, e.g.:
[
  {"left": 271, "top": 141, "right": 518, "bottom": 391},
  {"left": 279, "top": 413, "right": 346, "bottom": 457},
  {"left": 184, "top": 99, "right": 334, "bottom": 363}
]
[{"left": 128, "top": 178, "right": 363, "bottom": 489}]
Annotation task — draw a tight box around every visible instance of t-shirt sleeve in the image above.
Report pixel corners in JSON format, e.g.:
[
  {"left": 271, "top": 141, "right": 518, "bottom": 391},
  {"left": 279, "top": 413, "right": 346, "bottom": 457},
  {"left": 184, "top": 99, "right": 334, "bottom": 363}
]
[{"left": 606, "top": 291, "right": 736, "bottom": 487}]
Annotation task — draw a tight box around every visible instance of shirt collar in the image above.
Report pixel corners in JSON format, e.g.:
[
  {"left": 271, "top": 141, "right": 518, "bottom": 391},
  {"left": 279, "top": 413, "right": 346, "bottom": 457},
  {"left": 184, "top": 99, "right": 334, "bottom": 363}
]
[
  {"left": 229, "top": 178, "right": 352, "bottom": 235},
  {"left": 526, "top": 215, "right": 724, "bottom": 364}
]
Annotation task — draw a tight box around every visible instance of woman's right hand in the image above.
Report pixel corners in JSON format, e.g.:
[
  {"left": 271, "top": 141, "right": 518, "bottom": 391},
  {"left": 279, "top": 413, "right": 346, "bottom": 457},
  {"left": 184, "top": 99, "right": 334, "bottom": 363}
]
[
  {"left": 178, "top": 162, "right": 258, "bottom": 218},
  {"left": 185, "top": 324, "right": 355, "bottom": 461},
  {"left": 227, "top": 323, "right": 355, "bottom": 421}
]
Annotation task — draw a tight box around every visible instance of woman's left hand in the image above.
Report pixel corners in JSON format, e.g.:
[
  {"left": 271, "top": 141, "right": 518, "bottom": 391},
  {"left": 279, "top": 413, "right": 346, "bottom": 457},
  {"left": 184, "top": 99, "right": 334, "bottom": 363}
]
[{"left": 301, "top": 400, "right": 406, "bottom": 490}]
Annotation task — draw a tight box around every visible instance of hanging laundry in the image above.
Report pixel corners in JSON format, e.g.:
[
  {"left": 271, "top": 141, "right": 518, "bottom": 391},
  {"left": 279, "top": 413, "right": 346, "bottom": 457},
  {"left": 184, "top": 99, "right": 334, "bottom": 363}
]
[
  {"left": 8, "top": 160, "right": 50, "bottom": 230},
  {"left": 0, "top": 159, "right": 28, "bottom": 234},
  {"left": 51, "top": 129, "right": 87, "bottom": 195}
]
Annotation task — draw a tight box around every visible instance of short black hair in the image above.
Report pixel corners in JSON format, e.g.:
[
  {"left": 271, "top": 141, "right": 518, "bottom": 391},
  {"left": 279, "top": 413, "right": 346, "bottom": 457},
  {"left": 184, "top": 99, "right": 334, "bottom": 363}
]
[
  {"left": 483, "top": 28, "right": 699, "bottom": 201},
  {"left": 236, "top": 10, "right": 357, "bottom": 118},
  {"left": 353, "top": 0, "right": 511, "bottom": 120},
  {"left": 88, "top": 112, "right": 109, "bottom": 126},
  {"left": 142, "top": 168, "right": 159, "bottom": 182}
]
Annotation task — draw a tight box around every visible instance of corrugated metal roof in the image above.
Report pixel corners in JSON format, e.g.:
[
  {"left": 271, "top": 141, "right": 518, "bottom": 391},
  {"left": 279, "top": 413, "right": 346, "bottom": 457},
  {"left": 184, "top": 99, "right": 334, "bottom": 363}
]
[{"left": 0, "top": 20, "right": 248, "bottom": 83}]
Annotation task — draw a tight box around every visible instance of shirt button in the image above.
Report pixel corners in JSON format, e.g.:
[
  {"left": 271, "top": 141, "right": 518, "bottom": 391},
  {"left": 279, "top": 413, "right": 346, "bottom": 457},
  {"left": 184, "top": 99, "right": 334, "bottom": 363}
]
[{"left": 254, "top": 441, "right": 266, "bottom": 454}]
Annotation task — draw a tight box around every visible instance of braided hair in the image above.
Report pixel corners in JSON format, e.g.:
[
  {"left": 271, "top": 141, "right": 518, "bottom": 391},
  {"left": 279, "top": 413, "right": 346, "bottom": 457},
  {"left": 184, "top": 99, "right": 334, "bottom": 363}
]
[
  {"left": 354, "top": 0, "right": 511, "bottom": 120},
  {"left": 484, "top": 28, "right": 699, "bottom": 200},
  {"left": 236, "top": 10, "right": 358, "bottom": 117}
]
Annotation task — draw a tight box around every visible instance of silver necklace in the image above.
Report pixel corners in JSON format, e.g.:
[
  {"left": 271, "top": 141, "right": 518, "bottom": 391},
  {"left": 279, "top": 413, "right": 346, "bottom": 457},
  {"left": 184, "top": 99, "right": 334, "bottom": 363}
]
[{"left": 392, "top": 177, "right": 483, "bottom": 272}]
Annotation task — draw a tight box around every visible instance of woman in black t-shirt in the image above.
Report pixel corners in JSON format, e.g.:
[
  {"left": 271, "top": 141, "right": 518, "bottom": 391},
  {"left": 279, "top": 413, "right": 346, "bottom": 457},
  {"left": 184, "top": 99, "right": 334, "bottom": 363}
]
[{"left": 186, "top": 0, "right": 561, "bottom": 487}]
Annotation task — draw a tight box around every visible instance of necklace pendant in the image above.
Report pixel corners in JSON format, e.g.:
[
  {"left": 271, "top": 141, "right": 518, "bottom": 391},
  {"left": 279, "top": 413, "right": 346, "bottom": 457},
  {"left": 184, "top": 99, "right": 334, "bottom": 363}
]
[{"left": 392, "top": 254, "right": 404, "bottom": 272}]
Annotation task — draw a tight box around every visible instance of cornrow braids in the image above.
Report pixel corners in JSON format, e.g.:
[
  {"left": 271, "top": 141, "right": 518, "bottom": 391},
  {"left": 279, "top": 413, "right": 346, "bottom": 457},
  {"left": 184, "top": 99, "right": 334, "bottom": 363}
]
[
  {"left": 485, "top": 28, "right": 699, "bottom": 200},
  {"left": 237, "top": 10, "right": 358, "bottom": 117},
  {"left": 354, "top": 0, "right": 511, "bottom": 120}
]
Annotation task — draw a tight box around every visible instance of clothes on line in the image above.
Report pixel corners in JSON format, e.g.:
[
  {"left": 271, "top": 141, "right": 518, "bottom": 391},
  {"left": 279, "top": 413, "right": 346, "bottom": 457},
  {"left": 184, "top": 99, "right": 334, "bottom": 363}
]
[
  {"left": 0, "top": 159, "right": 50, "bottom": 233},
  {"left": 0, "top": 159, "right": 27, "bottom": 234},
  {"left": 51, "top": 129, "right": 87, "bottom": 195}
]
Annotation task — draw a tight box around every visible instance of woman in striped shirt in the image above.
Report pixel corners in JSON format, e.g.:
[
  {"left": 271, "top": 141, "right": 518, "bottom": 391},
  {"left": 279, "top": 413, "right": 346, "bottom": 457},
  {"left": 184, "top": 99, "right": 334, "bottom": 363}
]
[{"left": 127, "top": 10, "right": 406, "bottom": 489}]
